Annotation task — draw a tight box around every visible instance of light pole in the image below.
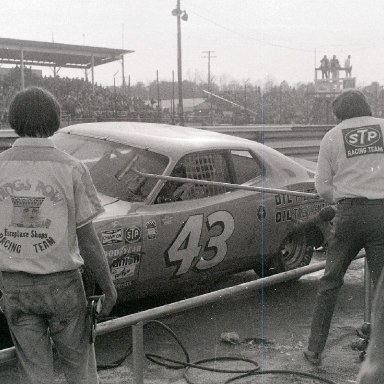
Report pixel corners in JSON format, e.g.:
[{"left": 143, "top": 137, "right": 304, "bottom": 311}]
[
  {"left": 172, "top": 0, "right": 188, "bottom": 125},
  {"left": 244, "top": 79, "right": 250, "bottom": 123}
]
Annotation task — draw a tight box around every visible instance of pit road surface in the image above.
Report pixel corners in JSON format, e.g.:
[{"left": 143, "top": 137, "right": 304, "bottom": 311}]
[{"left": 0, "top": 252, "right": 367, "bottom": 383}]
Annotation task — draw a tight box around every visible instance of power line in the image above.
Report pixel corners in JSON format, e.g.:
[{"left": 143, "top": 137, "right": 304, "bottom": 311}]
[
  {"left": 189, "top": 6, "right": 383, "bottom": 53},
  {"left": 188, "top": 8, "right": 313, "bottom": 53}
]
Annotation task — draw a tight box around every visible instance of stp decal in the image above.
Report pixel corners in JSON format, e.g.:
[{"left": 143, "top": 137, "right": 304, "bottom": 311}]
[
  {"left": 125, "top": 226, "right": 141, "bottom": 243},
  {"left": 342, "top": 125, "right": 384, "bottom": 158},
  {"left": 166, "top": 210, "right": 235, "bottom": 276}
]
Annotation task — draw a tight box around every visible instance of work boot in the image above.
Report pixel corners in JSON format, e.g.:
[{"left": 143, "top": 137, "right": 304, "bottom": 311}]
[{"left": 303, "top": 350, "right": 322, "bottom": 366}]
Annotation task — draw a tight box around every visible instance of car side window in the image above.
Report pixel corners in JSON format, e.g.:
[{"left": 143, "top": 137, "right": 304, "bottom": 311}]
[
  {"left": 156, "top": 151, "right": 231, "bottom": 203},
  {"left": 230, "top": 150, "right": 263, "bottom": 184}
]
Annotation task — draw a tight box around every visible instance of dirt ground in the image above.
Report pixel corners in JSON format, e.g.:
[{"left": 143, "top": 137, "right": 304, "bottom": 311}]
[{"left": 0, "top": 251, "right": 369, "bottom": 384}]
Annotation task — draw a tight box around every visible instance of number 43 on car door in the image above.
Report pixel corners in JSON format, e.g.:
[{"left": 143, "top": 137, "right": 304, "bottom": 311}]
[{"left": 166, "top": 210, "right": 235, "bottom": 276}]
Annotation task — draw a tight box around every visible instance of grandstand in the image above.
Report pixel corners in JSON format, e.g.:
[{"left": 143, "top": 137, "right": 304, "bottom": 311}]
[
  {"left": 0, "top": 37, "right": 140, "bottom": 126},
  {"left": 0, "top": 37, "right": 133, "bottom": 90}
]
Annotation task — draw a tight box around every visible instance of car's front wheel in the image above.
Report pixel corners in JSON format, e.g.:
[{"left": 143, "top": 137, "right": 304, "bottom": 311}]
[{"left": 255, "top": 232, "right": 313, "bottom": 278}]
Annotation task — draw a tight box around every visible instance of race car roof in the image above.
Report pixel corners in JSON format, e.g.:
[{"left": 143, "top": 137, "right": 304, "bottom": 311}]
[
  {"left": 0, "top": 37, "right": 134, "bottom": 69},
  {"left": 59, "top": 122, "right": 272, "bottom": 157}
]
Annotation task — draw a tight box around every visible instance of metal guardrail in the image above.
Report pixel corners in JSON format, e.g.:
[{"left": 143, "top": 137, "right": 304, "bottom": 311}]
[
  {"left": 202, "top": 124, "right": 333, "bottom": 161},
  {"left": 0, "top": 129, "right": 18, "bottom": 152},
  {"left": 0, "top": 254, "right": 366, "bottom": 384}
]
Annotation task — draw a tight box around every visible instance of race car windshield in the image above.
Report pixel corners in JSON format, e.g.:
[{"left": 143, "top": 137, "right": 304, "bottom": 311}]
[{"left": 52, "top": 132, "right": 169, "bottom": 202}]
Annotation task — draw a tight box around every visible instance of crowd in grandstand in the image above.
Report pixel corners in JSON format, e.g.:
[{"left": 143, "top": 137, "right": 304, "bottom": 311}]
[
  {"left": 0, "top": 67, "right": 163, "bottom": 125},
  {"left": 0, "top": 66, "right": 383, "bottom": 127}
]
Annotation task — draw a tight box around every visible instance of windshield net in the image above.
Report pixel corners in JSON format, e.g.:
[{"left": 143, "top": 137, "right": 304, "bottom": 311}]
[{"left": 52, "top": 132, "right": 169, "bottom": 202}]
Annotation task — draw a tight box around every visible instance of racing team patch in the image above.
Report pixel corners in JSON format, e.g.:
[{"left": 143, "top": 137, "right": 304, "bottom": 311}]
[{"left": 342, "top": 125, "right": 384, "bottom": 158}]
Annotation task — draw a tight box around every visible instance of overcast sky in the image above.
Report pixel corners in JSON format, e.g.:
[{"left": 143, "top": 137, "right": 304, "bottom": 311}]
[{"left": 1, "top": 0, "right": 384, "bottom": 87}]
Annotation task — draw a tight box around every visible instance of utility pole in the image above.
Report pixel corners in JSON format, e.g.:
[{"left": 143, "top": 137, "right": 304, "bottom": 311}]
[
  {"left": 172, "top": 70, "right": 175, "bottom": 124},
  {"left": 122, "top": 24, "right": 126, "bottom": 96},
  {"left": 172, "top": 0, "right": 188, "bottom": 125},
  {"left": 202, "top": 50, "right": 216, "bottom": 125},
  {"left": 156, "top": 70, "right": 160, "bottom": 107},
  {"left": 156, "top": 70, "right": 161, "bottom": 121}
]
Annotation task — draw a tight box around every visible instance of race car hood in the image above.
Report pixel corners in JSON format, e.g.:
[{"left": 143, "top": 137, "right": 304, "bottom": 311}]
[{"left": 96, "top": 193, "right": 135, "bottom": 219}]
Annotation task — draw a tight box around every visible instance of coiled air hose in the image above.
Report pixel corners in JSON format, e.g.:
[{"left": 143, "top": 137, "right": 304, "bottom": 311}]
[{"left": 95, "top": 319, "right": 341, "bottom": 384}]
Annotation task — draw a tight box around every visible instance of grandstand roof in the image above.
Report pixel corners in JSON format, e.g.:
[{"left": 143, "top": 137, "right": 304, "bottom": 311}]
[{"left": 0, "top": 37, "right": 134, "bottom": 69}]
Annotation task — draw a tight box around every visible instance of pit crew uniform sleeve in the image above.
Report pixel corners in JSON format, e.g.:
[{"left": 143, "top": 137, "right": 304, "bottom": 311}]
[
  {"left": 315, "top": 135, "right": 335, "bottom": 204},
  {"left": 74, "top": 162, "right": 105, "bottom": 228}
]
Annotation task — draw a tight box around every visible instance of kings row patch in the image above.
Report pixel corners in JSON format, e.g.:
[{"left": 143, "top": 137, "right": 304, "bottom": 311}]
[{"left": 343, "top": 125, "right": 384, "bottom": 158}]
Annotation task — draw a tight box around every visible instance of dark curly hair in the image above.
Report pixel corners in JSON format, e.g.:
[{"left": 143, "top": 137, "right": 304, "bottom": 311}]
[
  {"left": 8, "top": 87, "right": 61, "bottom": 137},
  {"left": 332, "top": 89, "right": 372, "bottom": 121}
]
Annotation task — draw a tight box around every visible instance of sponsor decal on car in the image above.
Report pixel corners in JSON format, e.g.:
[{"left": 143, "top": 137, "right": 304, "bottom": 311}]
[
  {"left": 125, "top": 226, "right": 142, "bottom": 244},
  {"left": 274, "top": 191, "right": 324, "bottom": 223},
  {"left": 275, "top": 202, "right": 326, "bottom": 223},
  {"left": 111, "top": 253, "right": 141, "bottom": 282},
  {"left": 145, "top": 220, "right": 158, "bottom": 240},
  {"left": 101, "top": 228, "right": 123, "bottom": 245},
  {"left": 104, "top": 244, "right": 142, "bottom": 258},
  {"left": 161, "top": 215, "right": 173, "bottom": 225},
  {"left": 115, "top": 281, "right": 133, "bottom": 289}
]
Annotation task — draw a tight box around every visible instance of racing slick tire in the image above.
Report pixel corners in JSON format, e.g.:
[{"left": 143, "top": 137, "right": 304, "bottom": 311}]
[{"left": 255, "top": 232, "right": 313, "bottom": 278}]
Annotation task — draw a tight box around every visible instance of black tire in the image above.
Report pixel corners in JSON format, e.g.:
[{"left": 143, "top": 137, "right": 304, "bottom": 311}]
[{"left": 255, "top": 232, "right": 313, "bottom": 277}]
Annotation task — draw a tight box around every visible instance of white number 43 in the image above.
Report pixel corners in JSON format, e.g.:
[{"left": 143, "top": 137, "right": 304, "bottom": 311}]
[{"left": 166, "top": 211, "right": 235, "bottom": 276}]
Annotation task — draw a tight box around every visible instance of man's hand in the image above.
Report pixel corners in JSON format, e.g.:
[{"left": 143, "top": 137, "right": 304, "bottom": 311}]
[
  {"left": 99, "top": 288, "right": 117, "bottom": 317},
  {"left": 77, "top": 222, "right": 118, "bottom": 316}
]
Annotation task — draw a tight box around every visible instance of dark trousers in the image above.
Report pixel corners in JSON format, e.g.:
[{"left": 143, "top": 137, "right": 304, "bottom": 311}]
[{"left": 308, "top": 199, "right": 384, "bottom": 353}]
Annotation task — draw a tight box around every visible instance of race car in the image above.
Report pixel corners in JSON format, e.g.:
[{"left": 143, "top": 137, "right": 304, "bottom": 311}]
[{"left": 49, "top": 122, "right": 328, "bottom": 303}]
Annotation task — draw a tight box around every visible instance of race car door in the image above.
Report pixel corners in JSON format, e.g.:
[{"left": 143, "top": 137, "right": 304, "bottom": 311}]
[{"left": 135, "top": 149, "right": 272, "bottom": 294}]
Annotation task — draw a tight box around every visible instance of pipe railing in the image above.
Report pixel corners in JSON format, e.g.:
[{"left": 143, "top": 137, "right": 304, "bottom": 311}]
[
  {"left": 134, "top": 170, "right": 319, "bottom": 199},
  {"left": 0, "top": 254, "right": 366, "bottom": 384}
]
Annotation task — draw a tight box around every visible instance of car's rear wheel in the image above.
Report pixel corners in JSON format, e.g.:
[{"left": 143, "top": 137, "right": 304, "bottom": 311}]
[{"left": 255, "top": 232, "right": 313, "bottom": 278}]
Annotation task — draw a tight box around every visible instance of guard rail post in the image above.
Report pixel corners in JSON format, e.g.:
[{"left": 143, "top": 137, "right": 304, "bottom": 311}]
[{"left": 132, "top": 321, "right": 144, "bottom": 384}]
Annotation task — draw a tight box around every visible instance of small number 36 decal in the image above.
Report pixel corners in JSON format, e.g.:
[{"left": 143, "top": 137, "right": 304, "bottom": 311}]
[{"left": 166, "top": 210, "right": 235, "bottom": 276}]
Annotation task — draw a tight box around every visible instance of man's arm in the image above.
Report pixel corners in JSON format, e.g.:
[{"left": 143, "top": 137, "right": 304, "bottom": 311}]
[
  {"left": 77, "top": 222, "right": 117, "bottom": 316},
  {"left": 315, "top": 139, "right": 335, "bottom": 204}
]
